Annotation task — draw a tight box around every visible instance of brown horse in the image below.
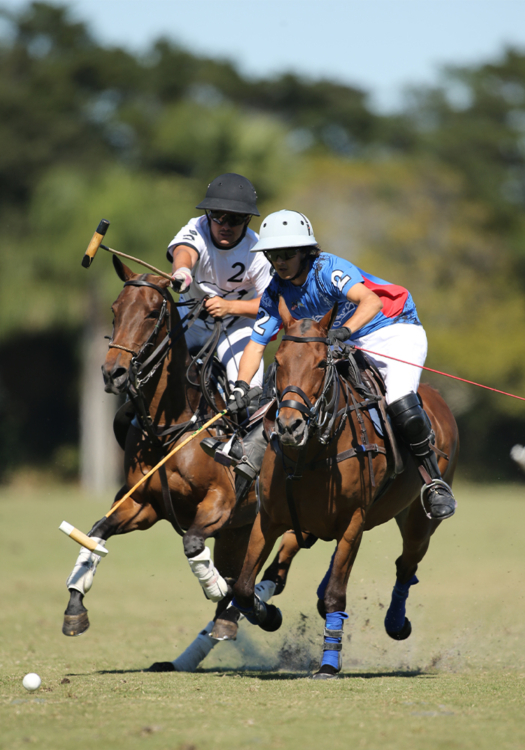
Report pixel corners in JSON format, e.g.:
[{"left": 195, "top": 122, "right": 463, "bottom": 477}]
[
  {"left": 232, "top": 299, "right": 459, "bottom": 678},
  {"left": 62, "top": 257, "right": 301, "bottom": 670}
]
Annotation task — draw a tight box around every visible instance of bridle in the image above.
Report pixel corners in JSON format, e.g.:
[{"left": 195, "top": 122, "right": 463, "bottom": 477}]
[
  {"left": 273, "top": 329, "right": 387, "bottom": 550},
  {"left": 276, "top": 333, "right": 340, "bottom": 444},
  {"left": 108, "top": 279, "right": 178, "bottom": 386},
  {"left": 105, "top": 278, "right": 226, "bottom": 537},
  {"left": 106, "top": 279, "right": 217, "bottom": 443}
]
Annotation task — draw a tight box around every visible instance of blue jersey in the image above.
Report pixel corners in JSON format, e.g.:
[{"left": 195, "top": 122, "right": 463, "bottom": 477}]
[{"left": 251, "top": 252, "right": 420, "bottom": 345}]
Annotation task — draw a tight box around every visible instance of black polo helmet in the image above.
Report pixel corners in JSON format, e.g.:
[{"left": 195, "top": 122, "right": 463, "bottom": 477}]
[{"left": 196, "top": 173, "right": 260, "bottom": 216}]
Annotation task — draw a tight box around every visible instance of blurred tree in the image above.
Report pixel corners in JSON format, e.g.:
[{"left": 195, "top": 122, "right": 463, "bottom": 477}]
[
  {"left": 406, "top": 48, "right": 525, "bottom": 236},
  {"left": 281, "top": 156, "right": 525, "bottom": 478},
  {"left": 1, "top": 2, "right": 524, "bottom": 481}
]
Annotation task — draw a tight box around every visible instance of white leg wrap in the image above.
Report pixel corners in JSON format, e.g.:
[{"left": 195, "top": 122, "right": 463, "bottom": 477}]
[
  {"left": 255, "top": 580, "right": 276, "bottom": 603},
  {"left": 187, "top": 546, "right": 229, "bottom": 602},
  {"left": 172, "top": 621, "right": 217, "bottom": 672},
  {"left": 66, "top": 537, "right": 106, "bottom": 595}
]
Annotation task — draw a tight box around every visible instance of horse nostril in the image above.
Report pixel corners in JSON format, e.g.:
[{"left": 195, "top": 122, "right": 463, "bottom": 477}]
[
  {"left": 110, "top": 366, "right": 127, "bottom": 382},
  {"left": 277, "top": 416, "right": 305, "bottom": 438},
  {"left": 290, "top": 418, "right": 305, "bottom": 436}
]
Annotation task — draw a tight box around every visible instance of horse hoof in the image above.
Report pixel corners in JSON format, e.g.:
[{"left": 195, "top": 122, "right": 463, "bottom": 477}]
[
  {"left": 146, "top": 662, "right": 176, "bottom": 672},
  {"left": 62, "top": 612, "right": 89, "bottom": 637},
  {"left": 311, "top": 665, "right": 339, "bottom": 680},
  {"left": 259, "top": 604, "right": 283, "bottom": 632},
  {"left": 386, "top": 617, "right": 412, "bottom": 641},
  {"left": 211, "top": 619, "right": 238, "bottom": 641}
]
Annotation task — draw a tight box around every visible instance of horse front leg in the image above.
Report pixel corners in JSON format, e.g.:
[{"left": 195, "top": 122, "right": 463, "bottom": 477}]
[
  {"left": 313, "top": 510, "right": 365, "bottom": 680},
  {"left": 182, "top": 495, "right": 234, "bottom": 603},
  {"left": 261, "top": 529, "right": 307, "bottom": 595},
  {"left": 62, "top": 491, "right": 158, "bottom": 637},
  {"left": 211, "top": 525, "right": 297, "bottom": 642},
  {"left": 384, "top": 500, "right": 440, "bottom": 641},
  {"left": 232, "top": 510, "right": 287, "bottom": 632}
]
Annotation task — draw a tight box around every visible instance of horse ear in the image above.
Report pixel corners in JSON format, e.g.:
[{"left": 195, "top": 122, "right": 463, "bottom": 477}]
[
  {"left": 319, "top": 303, "right": 338, "bottom": 334},
  {"left": 113, "top": 254, "right": 135, "bottom": 281},
  {"left": 278, "top": 296, "right": 294, "bottom": 330}
]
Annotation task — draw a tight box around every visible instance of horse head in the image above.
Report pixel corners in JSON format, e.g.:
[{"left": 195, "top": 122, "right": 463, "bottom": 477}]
[
  {"left": 102, "top": 255, "right": 175, "bottom": 395},
  {"left": 274, "top": 297, "right": 338, "bottom": 447}
]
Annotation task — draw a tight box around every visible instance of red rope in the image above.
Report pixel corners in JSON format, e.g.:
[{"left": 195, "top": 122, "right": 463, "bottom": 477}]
[{"left": 355, "top": 347, "right": 525, "bottom": 403}]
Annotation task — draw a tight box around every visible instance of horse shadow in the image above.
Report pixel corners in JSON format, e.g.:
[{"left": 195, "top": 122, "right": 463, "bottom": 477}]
[{"left": 91, "top": 667, "right": 433, "bottom": 681}]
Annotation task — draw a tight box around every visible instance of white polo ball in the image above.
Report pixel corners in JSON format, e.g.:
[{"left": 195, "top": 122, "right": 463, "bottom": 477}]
[{"left": 22, "top": 673, "right": 41, "bottom": 691}]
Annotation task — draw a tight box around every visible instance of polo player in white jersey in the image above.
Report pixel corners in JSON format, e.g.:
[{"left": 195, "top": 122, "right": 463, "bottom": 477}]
[{"left": 168, "top": 173, "right": 272, "bottom": 391}]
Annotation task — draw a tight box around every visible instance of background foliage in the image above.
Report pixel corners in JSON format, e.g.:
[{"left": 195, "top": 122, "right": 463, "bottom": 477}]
[{"left": 1, "top": 2, "right": 525, "bottom": 480}]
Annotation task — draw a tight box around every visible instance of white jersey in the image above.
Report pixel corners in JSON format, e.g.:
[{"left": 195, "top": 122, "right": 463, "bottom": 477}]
[{"left": 167, "top": 216, "right": 272, "bottom": 318}]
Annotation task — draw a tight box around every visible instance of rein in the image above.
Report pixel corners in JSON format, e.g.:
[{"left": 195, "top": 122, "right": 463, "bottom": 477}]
[
  {"left": 106, "top": 278, "right": 230, "bottom": 536},
  {"left": 276, "top": 332, "right": 385, "bottom": 548}
]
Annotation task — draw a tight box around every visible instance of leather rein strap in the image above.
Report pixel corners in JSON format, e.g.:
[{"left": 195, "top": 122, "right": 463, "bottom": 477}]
[
  {"left": 277, "top": 331, "right": 385, "bottom": 549},
  {"left": 107, "top": 278, "right": 200, "bottom": 537}
]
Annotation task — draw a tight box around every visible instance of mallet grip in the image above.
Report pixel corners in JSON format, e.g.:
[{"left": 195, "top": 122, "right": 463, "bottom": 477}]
[
  {"left": 59, "top": 521, "right": 109, "bottom": 556},
  {"left": 82, "top": 219, "right": 110, "bottom": 268}
]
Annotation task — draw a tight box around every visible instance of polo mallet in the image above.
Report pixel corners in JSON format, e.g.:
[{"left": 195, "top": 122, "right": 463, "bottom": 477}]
[
  {"left": 59, "top": 391, "right": 259, "bottom": 555},
  {"left": 81, "top": 218, "right": 172, "bottom": 280}
]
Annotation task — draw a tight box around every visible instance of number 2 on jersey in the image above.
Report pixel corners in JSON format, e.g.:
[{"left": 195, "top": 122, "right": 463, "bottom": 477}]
[{"left": 227, "top": 263, "right": 245, "bottom": 283}]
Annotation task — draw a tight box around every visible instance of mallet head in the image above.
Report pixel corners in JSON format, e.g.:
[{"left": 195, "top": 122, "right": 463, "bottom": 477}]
[{"left": 82, "top": 219, "right": 110, "bottom": 268}]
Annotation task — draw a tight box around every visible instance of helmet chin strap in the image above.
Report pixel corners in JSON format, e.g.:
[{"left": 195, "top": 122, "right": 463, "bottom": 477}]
[{"left": 206, "top": 213, "right": 251, "bottom": 250}]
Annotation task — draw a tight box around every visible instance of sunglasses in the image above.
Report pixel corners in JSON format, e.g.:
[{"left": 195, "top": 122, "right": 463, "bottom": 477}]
[
  {"left": 264, "top": 249, "right": 299, "bottom": 261},
  {"left": 208, "top": 211, "right": 248, "bottom": 227}
]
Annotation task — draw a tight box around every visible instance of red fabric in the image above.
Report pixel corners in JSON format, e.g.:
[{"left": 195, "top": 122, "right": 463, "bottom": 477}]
[{"left": 363, "top": 279, "right": 409, "bottom": 319}]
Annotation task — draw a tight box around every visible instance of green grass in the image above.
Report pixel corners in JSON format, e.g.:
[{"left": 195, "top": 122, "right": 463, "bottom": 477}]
[{"left": 1, "top": 482, "right": 525, "bottom": 749}]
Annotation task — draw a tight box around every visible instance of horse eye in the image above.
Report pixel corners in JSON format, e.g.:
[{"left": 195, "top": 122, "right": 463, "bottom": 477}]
[
  {"left": 317, "top": 360, "right": 327, "bottom": 369},
  {"left": 147, "top": 310, "right": 161, "bottom": 319}
]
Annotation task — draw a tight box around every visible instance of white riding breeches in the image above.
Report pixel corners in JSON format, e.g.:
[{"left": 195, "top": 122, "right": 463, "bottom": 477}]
[
  {"left": 182, "top": 312, "right": 264, "bottom": 389},
  {"left": 352, "top": 323, "right": 428, "bottom": 405}
]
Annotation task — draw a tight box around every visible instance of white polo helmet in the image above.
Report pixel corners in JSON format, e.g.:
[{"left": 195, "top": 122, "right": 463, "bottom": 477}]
[{"left": 251, "top": 210, "right": 317, "bottom": 252}]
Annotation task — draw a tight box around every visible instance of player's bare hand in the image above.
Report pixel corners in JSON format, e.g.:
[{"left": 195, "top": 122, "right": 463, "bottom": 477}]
[{"left": 205, "top": 297, "right": 232, "bottom": 319}]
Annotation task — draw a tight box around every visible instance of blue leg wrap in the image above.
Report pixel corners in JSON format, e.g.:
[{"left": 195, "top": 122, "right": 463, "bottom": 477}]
[
  {"left": 320, "top": 611, "right": 348, "bottom": 670},
  {"left": 316, "top": 550, "right": 336, "bottom": 601},
  {"left": 384, "top": 574, "right": 418, "bottom": 633}
]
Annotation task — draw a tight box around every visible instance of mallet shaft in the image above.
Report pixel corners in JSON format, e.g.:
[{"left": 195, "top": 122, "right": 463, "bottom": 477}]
[
  {"left": 100, "top": 245, "right": 173, "bottom": 281},
  {"left": 105, "top": 410, "right": 228, "bottom": 518}
]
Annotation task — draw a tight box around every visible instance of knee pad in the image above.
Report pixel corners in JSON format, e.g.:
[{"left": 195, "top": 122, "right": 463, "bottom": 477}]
[{"left": 388, "top": 393, "right": 431, "bottom": 445}]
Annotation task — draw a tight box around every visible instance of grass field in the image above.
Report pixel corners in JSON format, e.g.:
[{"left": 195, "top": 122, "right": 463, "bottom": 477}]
[{"left": 1, "top": 482, "right": 524, "bottom": 750}]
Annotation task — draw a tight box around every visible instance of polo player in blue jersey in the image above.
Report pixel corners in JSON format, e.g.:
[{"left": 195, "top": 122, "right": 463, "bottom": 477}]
[{"left": 201, "top": 209, "right": 456, "bottom": 520}]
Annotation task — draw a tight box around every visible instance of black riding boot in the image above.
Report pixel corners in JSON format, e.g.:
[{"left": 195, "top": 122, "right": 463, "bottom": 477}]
[{"left": 387, "top": 392, "right": 456, "bottom": 520}]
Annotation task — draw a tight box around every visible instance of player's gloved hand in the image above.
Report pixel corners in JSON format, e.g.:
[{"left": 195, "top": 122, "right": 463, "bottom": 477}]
[
  {"left": 228, "top": 380, "right": 251, "bottom": 414},
  {"left": 170, "top": 267, "right": 192, "bottom": 293},
  {"left": 328, "top": 327, "right": 352, "bottom": 345}
]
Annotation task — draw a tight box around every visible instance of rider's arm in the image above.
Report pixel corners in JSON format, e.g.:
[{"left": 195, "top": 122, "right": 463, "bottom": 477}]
[
  {"left": 342, "top": 282, "right": 383, "bottom": 334},
  {"left": 171, "top": 244, "right": 199, "bottom": 273},
  {"left": 205, "top": 295, "right": 261, "bottom": 319},
  {"left": 237, "top": 340, "right": 266, "bottom": 384}
]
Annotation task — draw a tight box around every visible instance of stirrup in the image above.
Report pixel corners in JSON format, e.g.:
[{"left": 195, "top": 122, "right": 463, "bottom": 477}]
[
  {"left": 420, "top": 479, "right": 456, "bottom": 520},
  {"left": 213, "top": 436, "right": 244, "bottom": 467}
]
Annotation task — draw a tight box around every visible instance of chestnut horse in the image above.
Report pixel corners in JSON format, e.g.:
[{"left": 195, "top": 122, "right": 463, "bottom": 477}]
[
  {"left": 232, "top": 299, "right": 459, "bottom": 678},
  {"left": 62, "top": 257, "right": 300, "bottom": 671}
]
